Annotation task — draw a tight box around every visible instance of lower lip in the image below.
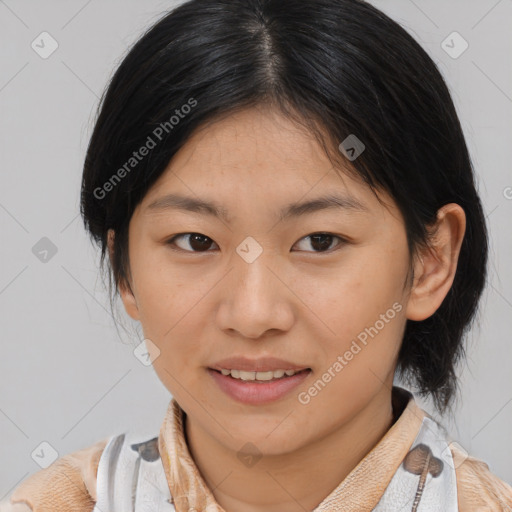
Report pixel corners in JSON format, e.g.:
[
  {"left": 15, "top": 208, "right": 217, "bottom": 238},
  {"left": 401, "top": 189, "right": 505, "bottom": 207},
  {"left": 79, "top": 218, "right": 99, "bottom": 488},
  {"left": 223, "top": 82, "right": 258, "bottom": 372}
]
[{"left": 207, "top": 368, "right": 311, "bottom": 405}]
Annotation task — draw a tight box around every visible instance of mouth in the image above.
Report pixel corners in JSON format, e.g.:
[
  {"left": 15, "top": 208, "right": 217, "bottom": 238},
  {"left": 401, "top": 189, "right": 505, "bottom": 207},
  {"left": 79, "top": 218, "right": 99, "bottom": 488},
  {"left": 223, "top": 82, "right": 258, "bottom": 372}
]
[
  {"left": 207, "top": 367, "right": 312, "bottom": 405},
  {"left": 209, "top": 367, "right": 311, "bottom": 382}
]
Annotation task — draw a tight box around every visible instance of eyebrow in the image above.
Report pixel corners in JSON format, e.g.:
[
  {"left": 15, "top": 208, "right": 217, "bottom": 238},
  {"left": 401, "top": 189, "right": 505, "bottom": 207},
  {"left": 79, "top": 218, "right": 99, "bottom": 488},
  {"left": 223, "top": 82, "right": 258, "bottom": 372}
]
[{"left": 145, "top": 192, "right": 368, "bottom": 223}]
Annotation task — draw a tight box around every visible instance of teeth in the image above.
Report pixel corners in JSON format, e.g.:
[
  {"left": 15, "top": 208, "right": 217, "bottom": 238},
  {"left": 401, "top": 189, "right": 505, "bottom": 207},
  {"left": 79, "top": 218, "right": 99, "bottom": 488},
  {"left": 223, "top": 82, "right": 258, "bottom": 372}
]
[{"left": 218, "top": 368, "right": 304, "bottom": 381}]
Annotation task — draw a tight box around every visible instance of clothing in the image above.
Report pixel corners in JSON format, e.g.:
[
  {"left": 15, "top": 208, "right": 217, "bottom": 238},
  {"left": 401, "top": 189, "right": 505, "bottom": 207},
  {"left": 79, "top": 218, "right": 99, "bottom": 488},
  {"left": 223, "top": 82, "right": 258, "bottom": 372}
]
[{"left": 2, "top": 387, "right": 511, "bottom": 511}]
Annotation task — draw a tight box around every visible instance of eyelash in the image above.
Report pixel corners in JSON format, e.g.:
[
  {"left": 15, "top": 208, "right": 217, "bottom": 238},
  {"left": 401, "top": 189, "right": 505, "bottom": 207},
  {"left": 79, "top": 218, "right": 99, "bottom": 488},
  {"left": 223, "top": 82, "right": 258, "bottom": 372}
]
[{"left": 165, "top": 232, "right": 348, "bottom": 254}]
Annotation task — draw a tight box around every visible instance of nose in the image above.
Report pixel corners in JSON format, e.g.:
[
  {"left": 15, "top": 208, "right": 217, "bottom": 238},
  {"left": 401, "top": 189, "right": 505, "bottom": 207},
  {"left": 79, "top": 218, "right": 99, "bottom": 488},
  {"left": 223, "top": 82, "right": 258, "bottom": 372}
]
[{"left": 215, "top": 248, "right": 295, "bottom": 340}]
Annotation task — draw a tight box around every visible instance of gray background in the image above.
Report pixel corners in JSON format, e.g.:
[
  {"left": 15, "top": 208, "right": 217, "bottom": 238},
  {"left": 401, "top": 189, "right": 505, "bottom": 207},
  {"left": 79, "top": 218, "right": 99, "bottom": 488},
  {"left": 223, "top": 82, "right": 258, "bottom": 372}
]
[{"left": 1, "top": 0, "right": 511, "bottom": 499}]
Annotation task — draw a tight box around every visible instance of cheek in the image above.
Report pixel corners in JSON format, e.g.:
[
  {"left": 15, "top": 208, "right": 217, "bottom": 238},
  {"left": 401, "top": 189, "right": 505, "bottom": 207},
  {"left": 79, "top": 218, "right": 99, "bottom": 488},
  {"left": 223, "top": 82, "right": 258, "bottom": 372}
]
[
  {"left": 298, "top": 250, "right": 407, "bottom": 337},
  {"left": 296, "top": 276, "right": 405, "bottom": 428},
  {"left": 129, "top": 257, "right": 203, "bottom": 366},
  {"left": 131, "top": 266, "right": 224, "bottom": 391},
  {"left": 131, "top": 246, "right": 192, "bottom": 326},
  {"left": 294, "top": 246, "right": 408, "bottom": 383}
]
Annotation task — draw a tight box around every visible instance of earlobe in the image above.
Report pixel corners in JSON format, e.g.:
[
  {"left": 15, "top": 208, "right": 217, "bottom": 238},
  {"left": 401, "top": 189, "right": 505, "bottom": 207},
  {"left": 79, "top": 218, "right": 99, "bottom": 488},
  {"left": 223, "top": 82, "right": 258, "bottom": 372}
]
[
  {"left": 107, "top": 228, "right": 140, "bottom": 321},
  {"left": 405, "top": 204, "right": 466, "bottom": 321},
  {"left": 119, "top": 282, "right": 141, "bottom": 321}
]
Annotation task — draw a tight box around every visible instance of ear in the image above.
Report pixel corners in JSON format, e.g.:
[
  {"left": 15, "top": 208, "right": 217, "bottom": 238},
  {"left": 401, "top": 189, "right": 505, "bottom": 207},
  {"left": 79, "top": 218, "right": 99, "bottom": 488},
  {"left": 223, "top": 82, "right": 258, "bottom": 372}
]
[
  {"left": 405, "top": 204, "right": 466, "bottom": 321},
  {"left": 107, "top": 228, "right": 140, "bottom": 321}
]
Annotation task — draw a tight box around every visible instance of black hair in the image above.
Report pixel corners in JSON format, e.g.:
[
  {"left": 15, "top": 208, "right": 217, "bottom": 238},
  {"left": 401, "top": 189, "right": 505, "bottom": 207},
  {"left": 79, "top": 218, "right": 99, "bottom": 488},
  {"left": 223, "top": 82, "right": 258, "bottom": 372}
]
[{"left": 80, "top": 0, "right": 488, "bottom": 413}]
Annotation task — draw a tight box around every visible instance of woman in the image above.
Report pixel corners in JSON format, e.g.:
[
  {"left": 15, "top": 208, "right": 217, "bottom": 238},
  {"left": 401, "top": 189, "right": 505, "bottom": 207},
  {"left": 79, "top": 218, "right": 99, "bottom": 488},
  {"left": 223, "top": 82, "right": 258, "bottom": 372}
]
[{"left": 3, "top": 0, "right": 511, "bottom": 510}]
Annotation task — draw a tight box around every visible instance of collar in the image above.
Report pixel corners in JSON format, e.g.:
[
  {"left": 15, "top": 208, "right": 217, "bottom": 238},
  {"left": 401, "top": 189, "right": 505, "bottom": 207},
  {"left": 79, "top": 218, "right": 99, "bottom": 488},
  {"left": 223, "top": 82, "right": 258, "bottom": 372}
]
[{"left": 158, "top": 386, "right": 427, "bottom": 512}]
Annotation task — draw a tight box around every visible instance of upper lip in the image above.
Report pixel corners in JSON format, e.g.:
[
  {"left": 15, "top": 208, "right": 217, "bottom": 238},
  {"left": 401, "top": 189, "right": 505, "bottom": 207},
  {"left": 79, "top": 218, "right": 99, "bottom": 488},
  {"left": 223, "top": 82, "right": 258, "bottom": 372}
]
[{"left": 210, "top": 356, "right": 310, "bottom": 373}]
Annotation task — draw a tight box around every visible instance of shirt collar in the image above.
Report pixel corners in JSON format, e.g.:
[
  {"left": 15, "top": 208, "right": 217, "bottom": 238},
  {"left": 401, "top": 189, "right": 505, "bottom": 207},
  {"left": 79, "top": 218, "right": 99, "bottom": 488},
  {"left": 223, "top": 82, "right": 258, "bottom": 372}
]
[{"left": 158, "top": 386, "right": 427, "bottom": 512}]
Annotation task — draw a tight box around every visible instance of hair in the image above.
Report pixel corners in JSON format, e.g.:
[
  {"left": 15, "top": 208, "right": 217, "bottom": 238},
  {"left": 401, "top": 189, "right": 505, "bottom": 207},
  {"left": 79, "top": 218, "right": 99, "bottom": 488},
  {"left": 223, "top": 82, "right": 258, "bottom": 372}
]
[{"left": 80, "top": 0, "right": 488, "bottom": 413}]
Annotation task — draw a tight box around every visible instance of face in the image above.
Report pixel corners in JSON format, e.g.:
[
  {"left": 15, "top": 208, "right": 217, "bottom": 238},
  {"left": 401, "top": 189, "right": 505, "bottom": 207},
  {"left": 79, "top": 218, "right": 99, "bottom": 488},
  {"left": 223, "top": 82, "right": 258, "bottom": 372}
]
[{"left": 115, "top": 106, "right": 415, "bottom": 455}]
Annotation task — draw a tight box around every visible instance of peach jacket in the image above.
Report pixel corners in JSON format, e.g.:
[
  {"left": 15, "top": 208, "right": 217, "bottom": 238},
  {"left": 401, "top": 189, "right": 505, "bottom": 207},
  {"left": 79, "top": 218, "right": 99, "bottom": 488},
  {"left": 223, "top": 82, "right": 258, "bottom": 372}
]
[{"left": 2, "top": 387, "right": 511, "bottom": 511}]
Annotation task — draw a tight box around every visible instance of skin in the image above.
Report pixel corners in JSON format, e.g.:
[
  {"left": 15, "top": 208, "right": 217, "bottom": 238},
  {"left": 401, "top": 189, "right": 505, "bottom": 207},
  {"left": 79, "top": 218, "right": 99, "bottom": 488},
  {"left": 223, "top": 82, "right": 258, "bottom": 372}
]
[{"left": 109, "top": 105, "right": 465, "bottom": 512}]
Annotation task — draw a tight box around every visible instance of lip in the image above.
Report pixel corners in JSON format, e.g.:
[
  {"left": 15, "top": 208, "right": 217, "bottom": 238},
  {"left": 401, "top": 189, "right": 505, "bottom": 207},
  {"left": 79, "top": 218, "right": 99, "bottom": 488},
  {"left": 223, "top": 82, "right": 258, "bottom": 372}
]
[
  {"left": 210, "top": 356, "right": 310, "bottom": 373},
  {"left": 208, "top": 367, "right": 311, "bottom": 405}
]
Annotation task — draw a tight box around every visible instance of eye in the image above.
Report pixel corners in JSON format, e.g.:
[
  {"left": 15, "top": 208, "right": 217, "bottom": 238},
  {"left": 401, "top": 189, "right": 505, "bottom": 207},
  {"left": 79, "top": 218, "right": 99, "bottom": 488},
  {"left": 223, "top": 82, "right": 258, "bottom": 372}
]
[
  {"left": 166, "top": 232, "right": 347, "bottom": 253},
  {"left": 293, "top": 232, "right": 346, "bottom": 253},
  {"left": 166, "top": 233, "right": 218, "bottom": 252}
]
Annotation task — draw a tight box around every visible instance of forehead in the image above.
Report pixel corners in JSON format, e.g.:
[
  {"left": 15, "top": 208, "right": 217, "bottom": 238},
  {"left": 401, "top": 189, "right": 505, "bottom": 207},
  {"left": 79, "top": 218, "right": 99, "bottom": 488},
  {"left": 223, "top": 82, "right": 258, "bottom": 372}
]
[
  {"left": 139, "top": 106, "right": 395, "bottom": 220},
  {"left": 166, "top": 107, "right": 331, "bottom": 183}
]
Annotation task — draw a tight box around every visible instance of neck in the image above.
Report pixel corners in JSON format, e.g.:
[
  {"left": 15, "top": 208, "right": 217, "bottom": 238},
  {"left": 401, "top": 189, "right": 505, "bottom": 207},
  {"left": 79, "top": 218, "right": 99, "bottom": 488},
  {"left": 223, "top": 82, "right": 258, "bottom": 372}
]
[{"left": 184, "top": 386, "right": 396, "bottom": 512}]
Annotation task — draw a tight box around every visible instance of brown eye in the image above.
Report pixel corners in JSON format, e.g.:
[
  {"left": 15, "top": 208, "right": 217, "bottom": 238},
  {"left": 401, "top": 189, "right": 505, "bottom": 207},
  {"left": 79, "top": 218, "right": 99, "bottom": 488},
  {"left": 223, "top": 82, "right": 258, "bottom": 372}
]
[
  {"left": 293, "top": 233, "right": 345, "bottom": 253},
  {"left": 166, "top": 232, "right": 346, "bottom": 254},
  {"left": 167, "top": 233, "right": 218, "bottom": 252}
]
